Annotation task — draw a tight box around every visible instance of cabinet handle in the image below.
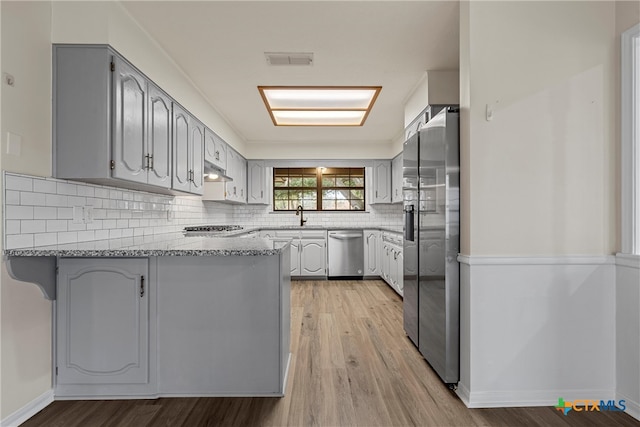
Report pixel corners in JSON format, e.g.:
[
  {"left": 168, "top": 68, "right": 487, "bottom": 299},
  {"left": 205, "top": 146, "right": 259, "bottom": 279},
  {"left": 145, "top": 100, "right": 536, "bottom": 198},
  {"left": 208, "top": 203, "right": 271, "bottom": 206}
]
[
  {"left": 261, "top": 190, "right": 263, "bottom": 198},
  {"left": 215, "top": 150, "right": 220, "bottom": 161},
  {"left": 150, "top": 155, "right": 154, "bottom": 170},
  {"left": 393, "top": 251, "right": 397, "bottom": 260},
  {"left": 140, "top": 275, "right": 145, "bottom": 297},
  {"left": 376, "top": 190, "right": 378, "bottom": 198},
  {"left": 144, "top": 154, "right": 150, "bottom": 170}
]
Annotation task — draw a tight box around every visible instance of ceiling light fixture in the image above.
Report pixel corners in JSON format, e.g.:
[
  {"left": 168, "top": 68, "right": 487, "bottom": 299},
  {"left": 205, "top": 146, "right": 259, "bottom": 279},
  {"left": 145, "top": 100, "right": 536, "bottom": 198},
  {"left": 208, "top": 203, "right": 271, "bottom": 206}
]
[{"left": 258, "top": 86, "right": 382, "bottom": 126}]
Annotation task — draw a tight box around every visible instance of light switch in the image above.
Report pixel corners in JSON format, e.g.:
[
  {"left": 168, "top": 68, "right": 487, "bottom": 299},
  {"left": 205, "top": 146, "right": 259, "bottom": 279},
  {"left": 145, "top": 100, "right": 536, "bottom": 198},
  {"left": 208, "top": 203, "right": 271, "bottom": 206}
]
[{"left": 6, "top": 132, "right": 22, "bottom": 156}]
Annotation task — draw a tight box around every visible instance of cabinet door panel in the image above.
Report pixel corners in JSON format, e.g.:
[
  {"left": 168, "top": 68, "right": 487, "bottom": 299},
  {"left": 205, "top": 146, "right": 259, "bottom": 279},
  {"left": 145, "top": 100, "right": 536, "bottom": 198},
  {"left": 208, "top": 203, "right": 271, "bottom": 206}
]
[
  {"left": 57, "top": 258, "right": 149, "bottom": 385},
  {"left": 190, "top": 120, "right": 205, "bottom": 195},
  {"left": 364, "top": 231, "right": 379, "bottom": 275},
  {"left": 300, "top": 239, "right": 326, "bottom": 276},
  {"left": 290, "top": 240, "right": 300, "bottom": 275},
  {"left": 373, "top": 161, "right": 391, "bottom": 203},
  {"left": 248, "top": 161, "right": 266, "bottom": 204},
  {"left": 113, "top": 60, "right": 146, "bottom": 184},
  {"left": 172, "top": 105, "right": 190, "bottom": 192},
  {"left": 148, "top": 84, "right": 172, "bottom": 187}
]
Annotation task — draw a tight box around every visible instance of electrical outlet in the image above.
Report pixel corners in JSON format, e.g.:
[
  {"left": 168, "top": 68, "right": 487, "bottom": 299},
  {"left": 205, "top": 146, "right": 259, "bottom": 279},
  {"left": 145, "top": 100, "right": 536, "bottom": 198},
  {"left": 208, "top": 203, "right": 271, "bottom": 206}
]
[
  {"left": 84, "top": 206, "right": 94, "bottom": 223},
  {"left": 72, "top": 206, "right": 83, "bottom": 224}
]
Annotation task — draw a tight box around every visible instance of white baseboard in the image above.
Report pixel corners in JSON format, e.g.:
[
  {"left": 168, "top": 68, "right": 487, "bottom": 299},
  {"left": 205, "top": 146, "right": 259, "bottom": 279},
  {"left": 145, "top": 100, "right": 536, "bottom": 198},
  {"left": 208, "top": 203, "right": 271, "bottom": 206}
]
[
  {"left": 465, "top": 388, "right": 615, "bottom": 408},
  {"left": 1, "top": 389, "right": 53, "bottom": 427},
  {"left": 618, "top": 389, "right": 640, "bottom": 421}
]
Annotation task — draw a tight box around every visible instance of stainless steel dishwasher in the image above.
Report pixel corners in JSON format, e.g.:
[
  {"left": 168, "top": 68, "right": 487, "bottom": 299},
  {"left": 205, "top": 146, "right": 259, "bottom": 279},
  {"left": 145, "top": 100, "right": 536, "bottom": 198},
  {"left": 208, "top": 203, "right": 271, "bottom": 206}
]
[{"left": 327, "top": 230, "right": 364, "bottom": 278}]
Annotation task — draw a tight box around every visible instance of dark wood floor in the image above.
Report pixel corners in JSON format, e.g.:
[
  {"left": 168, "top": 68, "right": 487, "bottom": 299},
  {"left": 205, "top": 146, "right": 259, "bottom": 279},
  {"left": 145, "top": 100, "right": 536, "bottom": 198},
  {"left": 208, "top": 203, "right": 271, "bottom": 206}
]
[{"left": 23, "top": 280, "right": 639, "bottom": 426}]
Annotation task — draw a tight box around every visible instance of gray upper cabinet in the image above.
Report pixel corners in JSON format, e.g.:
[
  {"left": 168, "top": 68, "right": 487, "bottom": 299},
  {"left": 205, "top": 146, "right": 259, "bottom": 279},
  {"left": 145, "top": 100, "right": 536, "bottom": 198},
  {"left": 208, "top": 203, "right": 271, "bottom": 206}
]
[
  {"left": 56, "top": 258, "right": 150, "bottom": 394},
  {"left": 248, "top": 160, "right": 269, "bottom": 204},
  {"left": 172, "top": 104, "right": 204, "bottom": 195},
  {"left": 204, "top": 128, "right": 227, "bottom": 171},
  {"left": 391, "top": 153, "right": 403, "bottom": 203},
  {"left": 112, "top": 59, "right": 147, "bottom": 185},
  {"left": 147, "top": 84, "right": 172, "bottom": 187},
  {"left": 53, "top": 45, "right": 207, "bottom": 196},
  {"left": 372, "top": 160, "right": 392, "bottom": 204}
]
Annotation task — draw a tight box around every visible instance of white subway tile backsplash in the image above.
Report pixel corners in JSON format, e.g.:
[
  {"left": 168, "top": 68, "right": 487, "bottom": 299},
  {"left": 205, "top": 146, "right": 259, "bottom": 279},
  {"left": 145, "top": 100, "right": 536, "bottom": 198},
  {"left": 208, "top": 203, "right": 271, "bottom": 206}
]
[
  {"left": 5, "top": 190, "right": 20, "bottom": 204},
  {"left": 94, "top": 230, "right": 110, "bottom": 240},
  {"left": 57, "top": 182, "right": 77, "bottom": 196},
  {"left": 5, "top": 175, "right": 33, "bottom": 192},
  {"left": 57, "top": 231, "right": 78, "bottom": 245},
  {"left": 34, "top": 206, "right": 57, "bottom": 220},
  {"left": 19, "top": 192, "right": 46, "bottom": 206},
  {"left": 4, "top": 172, "right": 400, "bottom": 250},
  {"left": 33, "top": 179, "right": 57, "bottom": 194},
  {"left": 6, "top": 220, "right": 20, "bottom": 235},
  {"left": 6, "top": 205, "right": 34, "bottom": 220},
  {"left": 77, "top": 230, "right": 95, "bottom": 242},
  {"left": 57, "top": 207, "right": 73, "bottom": 220},
  {"left": 21, "top": 220, "right": 46, "bottom": 234},
  {"left": 7, "top": 233, "right": 34, "bottom": 249},
  {"left": 46, "top": 219, "right": 68, "bottom": 233},
  {"left": 34, "top": 232, "right": 57, "bottom": 246},
  {"left": 95, "top": 188, "right": 109, "bottom": 198},
  {"left": 45, "top": 194, "right": 68, "bottom": 207}
]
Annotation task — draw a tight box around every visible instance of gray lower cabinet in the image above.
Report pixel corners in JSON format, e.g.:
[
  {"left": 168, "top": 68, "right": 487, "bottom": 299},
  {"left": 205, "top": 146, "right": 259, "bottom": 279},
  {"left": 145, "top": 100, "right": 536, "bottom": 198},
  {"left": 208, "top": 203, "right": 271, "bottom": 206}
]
[
  {"left": 274, "top": 230, "right": 327, "bottom": 277},
  {"left": 364, "top": 229, "right": 380, "bottom": 276},
  {"left": 54, "top": 254, "right": 290, "bottom": 398},
  {"left": 56, "top": 258, "right": 152, "bottom": 398}
]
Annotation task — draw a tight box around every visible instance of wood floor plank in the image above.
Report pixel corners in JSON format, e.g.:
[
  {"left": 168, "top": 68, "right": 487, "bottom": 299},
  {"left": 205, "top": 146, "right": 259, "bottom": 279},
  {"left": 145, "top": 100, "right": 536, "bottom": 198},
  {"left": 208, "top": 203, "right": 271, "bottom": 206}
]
[{"left": 21, "top": 279, "right": 639, "bottom": 427}]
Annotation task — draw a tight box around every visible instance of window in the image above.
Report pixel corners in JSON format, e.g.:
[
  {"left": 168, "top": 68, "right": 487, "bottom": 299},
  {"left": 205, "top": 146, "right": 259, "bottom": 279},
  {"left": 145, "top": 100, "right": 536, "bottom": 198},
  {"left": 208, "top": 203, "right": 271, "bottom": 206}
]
[
  {"left": 621, "top": 23, "right": 640, "bottom": 255},
  {"left": 273, "top": 167, "right": 365, "bottom": 211}
]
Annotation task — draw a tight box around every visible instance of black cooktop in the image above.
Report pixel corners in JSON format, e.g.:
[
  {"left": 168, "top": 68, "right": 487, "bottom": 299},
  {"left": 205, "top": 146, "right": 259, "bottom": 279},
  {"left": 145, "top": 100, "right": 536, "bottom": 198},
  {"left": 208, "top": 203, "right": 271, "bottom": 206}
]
[{"left": 183, "top": 225, "right": 243, "bottom": 232}]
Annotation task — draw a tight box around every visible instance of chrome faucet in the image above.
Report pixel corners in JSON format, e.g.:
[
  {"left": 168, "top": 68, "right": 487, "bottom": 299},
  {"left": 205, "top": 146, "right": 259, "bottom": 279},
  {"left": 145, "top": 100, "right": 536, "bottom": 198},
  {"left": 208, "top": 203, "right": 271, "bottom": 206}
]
[{"left": 295, "top": 205, "right": 307, "bottom": 227}]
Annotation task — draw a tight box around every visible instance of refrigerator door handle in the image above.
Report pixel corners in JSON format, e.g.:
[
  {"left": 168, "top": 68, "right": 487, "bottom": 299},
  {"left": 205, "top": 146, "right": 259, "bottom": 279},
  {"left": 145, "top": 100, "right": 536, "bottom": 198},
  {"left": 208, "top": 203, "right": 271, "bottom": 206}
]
[{"left": 404, "top": 205, "right": 415, "bottom": 241}]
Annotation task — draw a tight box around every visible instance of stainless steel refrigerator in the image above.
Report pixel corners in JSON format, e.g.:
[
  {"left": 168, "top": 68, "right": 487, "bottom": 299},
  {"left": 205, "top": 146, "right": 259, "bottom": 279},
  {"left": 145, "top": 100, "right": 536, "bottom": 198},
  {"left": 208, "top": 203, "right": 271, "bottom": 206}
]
[{"left": 402, "top": 106, "right": 460, "bottom": 385}]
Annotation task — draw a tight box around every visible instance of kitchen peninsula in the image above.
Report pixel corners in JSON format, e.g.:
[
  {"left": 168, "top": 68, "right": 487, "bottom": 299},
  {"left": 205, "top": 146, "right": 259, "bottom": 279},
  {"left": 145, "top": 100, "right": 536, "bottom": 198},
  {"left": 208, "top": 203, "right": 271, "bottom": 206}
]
[{"left": 4, "top": 234, "right": 291, "bottom": 399}]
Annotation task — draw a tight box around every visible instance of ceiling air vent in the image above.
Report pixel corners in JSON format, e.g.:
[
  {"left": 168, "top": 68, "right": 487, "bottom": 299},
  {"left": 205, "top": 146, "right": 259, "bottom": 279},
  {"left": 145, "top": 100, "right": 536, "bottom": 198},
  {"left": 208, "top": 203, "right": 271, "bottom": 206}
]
[{"left": 265, "top": 52, "right": 314, "bottom": 66}]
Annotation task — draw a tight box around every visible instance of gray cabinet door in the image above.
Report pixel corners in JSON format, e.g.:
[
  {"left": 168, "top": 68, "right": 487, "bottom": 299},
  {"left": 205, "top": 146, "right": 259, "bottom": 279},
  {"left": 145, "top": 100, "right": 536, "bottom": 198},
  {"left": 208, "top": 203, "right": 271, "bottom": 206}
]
[
  {"left": 204, "top": 128, "right": 227, "bottom": 170},
  {"left": 290, "top": 239, "right": 301, "bottom": 275},
  {"left": 172, "top": 104, "right": 191, "bottom": 192},
  {"left": 364, "top": 230, "right": 379, "bottom": 275},
  {"left": 237, "top": 155, "right": 247, "bottom": 203},
  {"left": 248, "top": 161, "right": 268, "bottom": 204},
  {"left": 391, "top": 153, "right": 403, "bottom": 203},
  {"left": 225, "top": 149, "right": 238, "bottom": 201},
  {"left": 373, "top": 160, "right": 391, "bottom": 203},
  {"left": 57, "top": 258, "right": 149, "bottom": 386},
  {"left": 190, "top": 119, "right": 205, "bottom": 195},
  {"left": 113, "top": 59, "right": 147, "bottom": 184},
  {"left": 148, "top": 84, "right": 172, "bottom": 188},
  {"left": 300, "top": 239, "right": 326, "bottom": 276}
]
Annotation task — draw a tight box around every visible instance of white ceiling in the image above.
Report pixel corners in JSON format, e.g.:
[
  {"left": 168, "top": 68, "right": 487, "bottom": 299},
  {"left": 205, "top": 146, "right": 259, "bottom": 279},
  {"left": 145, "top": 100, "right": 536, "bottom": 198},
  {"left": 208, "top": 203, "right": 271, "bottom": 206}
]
[{"left": 121, "top": 1, "right": 460, "bottom": 145}]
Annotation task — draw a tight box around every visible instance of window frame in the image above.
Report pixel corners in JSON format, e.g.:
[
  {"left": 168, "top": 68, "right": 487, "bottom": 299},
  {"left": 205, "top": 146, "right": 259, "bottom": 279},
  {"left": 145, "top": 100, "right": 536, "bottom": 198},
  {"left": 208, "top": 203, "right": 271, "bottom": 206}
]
[
  {"left": 621, "top": 23, "right": 640, "bottom": 255},
  {"left": 272, "top": 167, "right": 366, "bottom": 212}
]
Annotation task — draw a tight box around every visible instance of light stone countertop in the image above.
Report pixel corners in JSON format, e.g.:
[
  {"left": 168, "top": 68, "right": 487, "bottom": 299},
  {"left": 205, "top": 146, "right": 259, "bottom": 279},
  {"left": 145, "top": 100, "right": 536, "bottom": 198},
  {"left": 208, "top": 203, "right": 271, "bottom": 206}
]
[{"left": 3, "top": 232, "right": 289, "bottom": 257}]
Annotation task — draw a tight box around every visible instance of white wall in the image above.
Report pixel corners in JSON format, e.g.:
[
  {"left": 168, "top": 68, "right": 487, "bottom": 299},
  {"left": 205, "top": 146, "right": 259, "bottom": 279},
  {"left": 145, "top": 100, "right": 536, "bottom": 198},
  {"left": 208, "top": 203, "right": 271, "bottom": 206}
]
[
  {"left": 463, "top": 0, "right": 616, "bottom": 256},
  {"left": 614, "top": 0, "right": 640, "bottom": 420},
  {"left": 244, "top": 140, "right": 393, "bottom": 160},
  {"left": 458, "top": 0, "right": 620, "bottom": 409},
  {"left": 0, "top": 1, "right": 55, "bottom": 420}
]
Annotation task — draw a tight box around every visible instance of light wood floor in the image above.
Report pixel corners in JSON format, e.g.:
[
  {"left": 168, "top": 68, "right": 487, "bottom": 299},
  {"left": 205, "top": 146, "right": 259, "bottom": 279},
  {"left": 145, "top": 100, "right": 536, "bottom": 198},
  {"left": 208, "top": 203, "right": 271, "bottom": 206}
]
[{"left": 23, "top": 280, "right": 638, "bottom": 426}]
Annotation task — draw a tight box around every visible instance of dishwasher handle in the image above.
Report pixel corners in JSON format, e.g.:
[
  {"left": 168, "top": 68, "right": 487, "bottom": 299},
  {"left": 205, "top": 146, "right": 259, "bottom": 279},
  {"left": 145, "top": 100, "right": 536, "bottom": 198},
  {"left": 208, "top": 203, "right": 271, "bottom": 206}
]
[{"left": 329, "top": 232, "right": 362, "bottom": 240}]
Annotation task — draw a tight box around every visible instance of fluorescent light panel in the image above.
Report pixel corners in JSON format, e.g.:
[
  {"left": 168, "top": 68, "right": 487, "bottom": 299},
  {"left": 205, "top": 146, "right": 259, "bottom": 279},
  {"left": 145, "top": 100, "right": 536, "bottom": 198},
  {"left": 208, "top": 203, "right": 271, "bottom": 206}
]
[{"left": 258, "top": 86, "right": 381, "bottom": 126}]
